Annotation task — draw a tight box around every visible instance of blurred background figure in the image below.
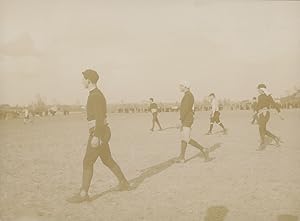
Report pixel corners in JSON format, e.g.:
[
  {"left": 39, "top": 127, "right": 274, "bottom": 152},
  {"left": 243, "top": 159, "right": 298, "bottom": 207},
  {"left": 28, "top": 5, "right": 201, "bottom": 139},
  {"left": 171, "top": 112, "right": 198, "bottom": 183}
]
[
  {"left": 23, "top": 106, "right": 33, "bottom": 124},
  {"left": 149, "top": 98, "right": 163, "bottom": 131},
  {"left": 206, "top": 93, "right": 227, "bottom": 135},
  {"left": 251, "top": 97, "right": 258, "bottom": 124},
  {"left": 255, "top": 84, "right": 283, "bottom": 150}
]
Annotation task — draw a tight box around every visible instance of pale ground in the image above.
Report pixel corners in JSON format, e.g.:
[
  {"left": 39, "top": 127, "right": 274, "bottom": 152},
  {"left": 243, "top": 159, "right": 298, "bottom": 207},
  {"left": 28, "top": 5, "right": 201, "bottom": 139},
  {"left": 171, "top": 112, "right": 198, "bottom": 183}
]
[{"left": 0, "top": 110, "right": 299, "bottom": 221}]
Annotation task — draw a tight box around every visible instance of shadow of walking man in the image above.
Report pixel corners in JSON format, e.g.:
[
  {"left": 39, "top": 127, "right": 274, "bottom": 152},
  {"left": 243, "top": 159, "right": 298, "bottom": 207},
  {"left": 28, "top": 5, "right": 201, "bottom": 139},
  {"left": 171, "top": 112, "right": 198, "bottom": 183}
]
[
  {"left": 89, "top": 143, "right": 222, "bottom": 202},
  {"left": 204, "top": 206, "right": 229, "bottom": 221},
  {"left": 89, "top": 157, "right": 177, "bottom": 201},
  {"left": 185, "top": 142, "right": 222, "bottom": 163},
  {"left": 277, "top": 214, "right": 298, "bottom": 221}
]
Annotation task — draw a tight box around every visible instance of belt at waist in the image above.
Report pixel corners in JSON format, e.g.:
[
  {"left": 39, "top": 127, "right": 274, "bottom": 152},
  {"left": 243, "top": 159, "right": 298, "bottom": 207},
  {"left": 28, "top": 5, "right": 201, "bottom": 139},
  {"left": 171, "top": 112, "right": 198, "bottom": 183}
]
[{"left": 258, "top": 107, "right": 269, "bottom": 115}]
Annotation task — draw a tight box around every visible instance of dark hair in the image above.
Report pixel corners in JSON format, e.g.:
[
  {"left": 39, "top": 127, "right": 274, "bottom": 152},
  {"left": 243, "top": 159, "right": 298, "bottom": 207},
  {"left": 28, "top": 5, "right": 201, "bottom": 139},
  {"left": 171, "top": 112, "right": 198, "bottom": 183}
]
[
  {"left": 82, "top": 69, "right": 99, "bottom": 84},
  {"left": 149, "top": 98, "right": 154, "bottom": 101},
  {"left": 253, "top": 97, "right": 257, "bottom": 100},
  {"left": 209, "top": 93, "right": 215, "bottom": 97},
  {"left": 257, "top": 84, "right": 267, "bottom": 89}
]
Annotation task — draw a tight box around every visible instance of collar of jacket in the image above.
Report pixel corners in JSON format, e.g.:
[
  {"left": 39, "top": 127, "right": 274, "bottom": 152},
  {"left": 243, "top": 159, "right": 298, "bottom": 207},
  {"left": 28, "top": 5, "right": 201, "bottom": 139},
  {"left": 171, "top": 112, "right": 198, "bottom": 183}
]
[{"left": 89, "top": 87, "right": 98, "bottom": 94}]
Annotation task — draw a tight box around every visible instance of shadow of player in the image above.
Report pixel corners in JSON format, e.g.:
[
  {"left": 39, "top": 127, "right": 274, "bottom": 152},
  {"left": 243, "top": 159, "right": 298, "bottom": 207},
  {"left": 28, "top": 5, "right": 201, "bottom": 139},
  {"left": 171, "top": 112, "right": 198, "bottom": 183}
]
[
  {"left": 277, "top": 214, "right": 298, "bottom": 221},
  {"left": 185, "top": 142, "right": 222, "bottom": 163},
  {"left": 203, "top": 206, "right": 229, "bottom": 221},
  {"left": 89, "top": 143, "right": 222, "bottom": 202},
  {"left": 89, "top": 157, "right": 177, "bottom": 201}
]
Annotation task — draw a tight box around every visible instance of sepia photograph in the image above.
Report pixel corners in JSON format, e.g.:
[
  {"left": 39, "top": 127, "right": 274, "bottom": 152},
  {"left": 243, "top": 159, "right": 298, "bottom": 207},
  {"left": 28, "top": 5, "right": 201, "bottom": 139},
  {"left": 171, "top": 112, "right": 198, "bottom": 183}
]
[{"left": 0, "top": 1, "right": 300, "bottom": 221}]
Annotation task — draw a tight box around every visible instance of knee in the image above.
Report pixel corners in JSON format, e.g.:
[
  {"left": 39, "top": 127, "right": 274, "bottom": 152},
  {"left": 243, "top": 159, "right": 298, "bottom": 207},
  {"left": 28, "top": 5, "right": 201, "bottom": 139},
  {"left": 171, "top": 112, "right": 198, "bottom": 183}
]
[
  {"left": 101, "top": 156, "right": 115, "bottom": 167},
  {"left": 182, "top": 137, "right": 190, "bottom": 144}
]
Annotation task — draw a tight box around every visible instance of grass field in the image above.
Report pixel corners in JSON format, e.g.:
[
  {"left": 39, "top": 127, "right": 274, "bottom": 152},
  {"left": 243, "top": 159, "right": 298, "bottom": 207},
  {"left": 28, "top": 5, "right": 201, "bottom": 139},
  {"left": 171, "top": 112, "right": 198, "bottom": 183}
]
[{"left": 0, "top": 110, "right": 299, "bottom": 221}]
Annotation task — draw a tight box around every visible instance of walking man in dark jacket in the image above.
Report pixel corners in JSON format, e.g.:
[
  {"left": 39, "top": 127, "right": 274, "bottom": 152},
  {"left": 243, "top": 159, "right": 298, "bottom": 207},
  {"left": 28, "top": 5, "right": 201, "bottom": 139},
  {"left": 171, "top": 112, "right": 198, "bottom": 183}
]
[
  {"left": 255, "top": 84, "right": 283, "bottom": 150},
  {"left": 67, "top": 69, "right": 130, "bottom": 203},
  {"left": 149, "top": 98, "right": 163, "bottom": 131},
  {"left": 251, "top": 97, "right": 258, "bottom": 124},
  {"left": 176, "top": 81, "right": 210, "bottom": 163}
]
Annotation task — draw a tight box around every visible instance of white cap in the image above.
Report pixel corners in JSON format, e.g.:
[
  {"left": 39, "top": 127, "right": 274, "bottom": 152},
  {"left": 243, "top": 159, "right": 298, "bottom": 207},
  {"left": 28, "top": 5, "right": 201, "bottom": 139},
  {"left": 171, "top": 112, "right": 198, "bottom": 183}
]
[{"left": 179, "top": 80, "right": 191, "bottom": 89}]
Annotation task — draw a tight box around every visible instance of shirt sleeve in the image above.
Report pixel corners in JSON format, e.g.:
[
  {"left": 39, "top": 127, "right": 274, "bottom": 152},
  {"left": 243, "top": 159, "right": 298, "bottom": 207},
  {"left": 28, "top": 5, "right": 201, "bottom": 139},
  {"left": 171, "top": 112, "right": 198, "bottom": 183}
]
[
  {"left": 211, "top": 100, "right": 217, "bottom": 113},
  {"left": 269, "top": 95, "right": 281, "bottom": 113}
]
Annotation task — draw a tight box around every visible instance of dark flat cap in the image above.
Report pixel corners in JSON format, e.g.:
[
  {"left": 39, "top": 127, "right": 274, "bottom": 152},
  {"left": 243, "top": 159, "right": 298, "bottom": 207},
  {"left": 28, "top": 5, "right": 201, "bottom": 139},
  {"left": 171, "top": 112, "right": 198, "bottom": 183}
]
[{"left": 82, "top": 69, "right": 99, "bottom": 83}]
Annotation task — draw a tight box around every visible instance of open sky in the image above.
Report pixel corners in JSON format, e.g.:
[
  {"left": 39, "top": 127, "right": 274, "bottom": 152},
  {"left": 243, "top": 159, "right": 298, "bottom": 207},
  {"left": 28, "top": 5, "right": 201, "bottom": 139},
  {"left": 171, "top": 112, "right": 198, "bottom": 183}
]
[{"left": 0, "top": 0, "right": 300, "bottom": 105}]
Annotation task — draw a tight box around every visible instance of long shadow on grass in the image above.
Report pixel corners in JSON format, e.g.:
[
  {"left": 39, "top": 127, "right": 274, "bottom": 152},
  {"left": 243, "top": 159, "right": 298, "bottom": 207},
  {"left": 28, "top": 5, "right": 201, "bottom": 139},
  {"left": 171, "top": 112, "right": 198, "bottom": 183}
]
[
  {"left": 203, "top": 205, "right": 229, "bottom": 221},
  {"left": 277, "top": 214, "right": 298, "bottom": 221},
  {"left": 89, "top": 142, "right": 222, "bottom": 202},
  {"left": 185, "top": 142, "right": 222, "bottom": 163}
]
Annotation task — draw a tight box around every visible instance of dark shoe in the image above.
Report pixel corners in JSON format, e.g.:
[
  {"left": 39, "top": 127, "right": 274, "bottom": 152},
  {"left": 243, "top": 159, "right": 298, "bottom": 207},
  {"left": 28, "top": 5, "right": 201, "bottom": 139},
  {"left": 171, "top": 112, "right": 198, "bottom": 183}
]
[
  {"left": 117, "top": 180, "right": 130, "bottom": 191},
  {"left": 175, "top": 156, "right": 185, "bottom": 163},
  {"left": 150, "top": 128, "right": 154, "bottom": 132},
  {"left": 223, "top": 128, "right": 228, "bottom": 135},
  {"left": 66, "top": 191, "right": 89, "bottom": 203},
  {"left": 274, "top": 136, "right": 283, "bottom": 146},
  {"left": 202, "top": 148, "right": 210, "bottom": 162}
]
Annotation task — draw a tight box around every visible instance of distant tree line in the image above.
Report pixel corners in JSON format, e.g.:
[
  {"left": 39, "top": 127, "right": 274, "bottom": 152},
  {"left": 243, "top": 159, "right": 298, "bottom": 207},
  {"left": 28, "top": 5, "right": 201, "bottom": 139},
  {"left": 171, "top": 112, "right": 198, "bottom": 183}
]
[{"left": 1, "top": 90, "right": 299, "bottom": 120}]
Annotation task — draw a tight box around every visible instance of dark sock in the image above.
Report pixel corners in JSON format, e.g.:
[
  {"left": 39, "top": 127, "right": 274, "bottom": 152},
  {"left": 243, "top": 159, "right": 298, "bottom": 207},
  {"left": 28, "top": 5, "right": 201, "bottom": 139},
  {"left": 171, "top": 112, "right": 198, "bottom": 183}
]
[
  {"left": 109, "top": 163, "right": 128, "bottom": 184},
  {"left": 265, "top": 130, "right": 276, "bottom": 140},
  {"left": 219, "top": 123, "right": 225, "bottom": 130},
  {"left": 81, "top": 167, "right": 93, "bottom": 193},
  {"left": 188, "top": 139, "right": 205, "bottom": 152},
  {"left": 179, "top": 140, "right": 187, "bottom": 159},
  {"left": 209, "top": 124, "right": 213, "bottom": 132}
]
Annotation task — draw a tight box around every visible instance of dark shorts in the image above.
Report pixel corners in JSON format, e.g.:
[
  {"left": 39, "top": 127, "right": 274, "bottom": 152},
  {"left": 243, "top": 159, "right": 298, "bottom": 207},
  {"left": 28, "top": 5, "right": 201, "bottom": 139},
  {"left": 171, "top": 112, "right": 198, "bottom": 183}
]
[
  {"left": 84, "top": 126, "right": 112, "bottom": 163},
  {"left": 258, "top": 111, "right": 270, "bottom": 125},
  {"left": 211, "top": 111, "right": 221, "bottom": 123},
  {"left": 152, "top": 112, "right": 158, "bottom": 119},
  {"left": 99, "top": 125, "right": 111, "bottom": 144},
  {"left": 182, "top": 119, "right": 194, "bottom": 128}
]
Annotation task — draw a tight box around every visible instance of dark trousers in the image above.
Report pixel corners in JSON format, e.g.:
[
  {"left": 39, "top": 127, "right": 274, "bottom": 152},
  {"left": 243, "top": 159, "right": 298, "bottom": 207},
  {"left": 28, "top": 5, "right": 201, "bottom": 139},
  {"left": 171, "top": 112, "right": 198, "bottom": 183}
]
[
  {"left": 252, "top": 112, "right": 258, "bottom": 124},
  {"left": 258, "top": 111, "right": 276, "bottom": 144},
  {"left": 151, "top": 113, "right": 162, "bottom": 129},
  {"left": 81, "top": 127, "right": 127, "bottom": 192}
]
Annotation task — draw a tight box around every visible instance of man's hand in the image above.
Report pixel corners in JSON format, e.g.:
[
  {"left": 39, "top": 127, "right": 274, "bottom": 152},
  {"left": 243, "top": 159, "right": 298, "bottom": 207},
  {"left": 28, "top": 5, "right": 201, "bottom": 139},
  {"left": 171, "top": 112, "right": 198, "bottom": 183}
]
[
  {"left": 91, "top": 136, "right": 100, "bottom": 148},
  {"left": 88, "top": 120, "right": 96, "bottom": 129}
]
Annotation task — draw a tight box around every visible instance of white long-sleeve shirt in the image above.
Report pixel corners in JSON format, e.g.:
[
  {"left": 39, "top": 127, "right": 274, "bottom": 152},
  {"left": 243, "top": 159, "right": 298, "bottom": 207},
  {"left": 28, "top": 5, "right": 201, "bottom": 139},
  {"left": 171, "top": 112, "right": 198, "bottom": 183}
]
[{"left": 211, "top": 98, "right": 219, "bottom": 113}]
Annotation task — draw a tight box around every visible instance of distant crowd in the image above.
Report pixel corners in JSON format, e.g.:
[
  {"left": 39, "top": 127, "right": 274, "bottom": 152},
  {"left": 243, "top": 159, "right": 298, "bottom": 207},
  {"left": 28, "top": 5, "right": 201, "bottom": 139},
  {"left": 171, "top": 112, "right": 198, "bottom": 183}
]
[{"left": 1, "top": 98, "right": 299, "bottom": 120}]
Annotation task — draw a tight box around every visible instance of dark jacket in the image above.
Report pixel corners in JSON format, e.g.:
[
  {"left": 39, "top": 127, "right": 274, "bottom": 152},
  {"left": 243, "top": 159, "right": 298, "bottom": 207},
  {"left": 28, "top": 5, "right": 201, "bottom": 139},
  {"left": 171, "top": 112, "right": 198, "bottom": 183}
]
[
  {"left": 255, "top": 94, "right": 280, "bottom": 113},
  {"left": 86, "top": 88, "right": 107, "bottom": 138},
  {"left": 180, "top": 91, "right": 194, "bottom": 123},
  {"left": 149, "top": 103, "right": 158, "bottom": 114}
]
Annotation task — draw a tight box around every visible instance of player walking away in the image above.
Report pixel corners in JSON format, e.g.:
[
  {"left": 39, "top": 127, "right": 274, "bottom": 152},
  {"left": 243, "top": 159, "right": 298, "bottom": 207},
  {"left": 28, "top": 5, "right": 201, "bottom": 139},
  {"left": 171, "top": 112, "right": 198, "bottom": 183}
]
[
  {"left": 206, "top": 93, "right": 227, "bottom": 135},
  {"left": 255, "top": 84, "right": 283, "bottom": 151},
  {"left": 149, "top": 98, "right": 163, "bottom": 131},
  {"left": 251, "top": 97, "right": 258, "bottom": 124},
  {"left": 23, "top": 107, "right": 30, "bottom": 124},
  {"left": 176, "top": 81, "right": 210, "bottom": 163},
  {"left": 67, "top": 69, "right": 130, "bottom": 203}
]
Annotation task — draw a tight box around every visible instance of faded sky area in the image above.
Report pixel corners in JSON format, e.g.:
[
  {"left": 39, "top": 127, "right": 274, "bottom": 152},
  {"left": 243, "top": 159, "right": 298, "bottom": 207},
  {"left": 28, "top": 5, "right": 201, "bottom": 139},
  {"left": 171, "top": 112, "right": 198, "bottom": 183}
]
[{"left": 0, "top": 0, "right": 300, "bottom": 105}]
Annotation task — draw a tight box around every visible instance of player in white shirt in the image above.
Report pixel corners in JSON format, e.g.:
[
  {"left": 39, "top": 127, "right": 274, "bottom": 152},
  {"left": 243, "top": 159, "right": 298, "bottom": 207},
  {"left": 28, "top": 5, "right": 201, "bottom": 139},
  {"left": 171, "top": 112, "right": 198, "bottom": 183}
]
[{"left": 206, "top": 93, "right": 227, "bottom": 135}]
